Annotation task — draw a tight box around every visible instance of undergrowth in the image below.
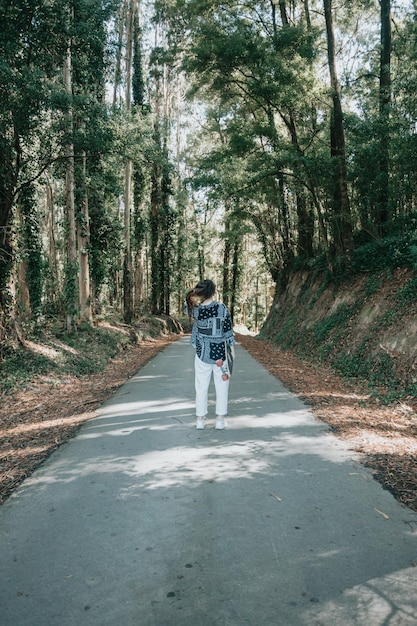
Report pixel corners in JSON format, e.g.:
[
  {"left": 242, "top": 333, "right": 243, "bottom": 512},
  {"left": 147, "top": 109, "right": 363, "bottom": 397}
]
[
  {"left": 0, "top": 314, "right": 184, "bottom": 395},
  {"left": 0, "top": 326, "right": 133, "bottom": 394},
  {"left": 263, "top": 267, "right": 417, "bottom": 402}
]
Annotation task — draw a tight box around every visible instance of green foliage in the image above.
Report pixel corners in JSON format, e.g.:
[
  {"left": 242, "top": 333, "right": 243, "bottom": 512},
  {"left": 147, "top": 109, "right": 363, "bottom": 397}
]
[
  {"left": 308, "top": 304, "right": 357, "bottom": 346},
  {"left": 71, "top": 0, "right": 114, "bottom": 96},
  {"left": 0, "top": 325, "right": 132, "bottom": 393},
  {"left": 376, "top": 308, "right": 401, "bottom": 330},
  {"left": 0, "top": 350, "right": 53, "bottom": 392},
  {"left": 363, "top": 274, "right": 382, "bottom": 297},
  {"left": 352, "top": 234, "right": 417, "bottom": 273},
  {"left": 332, "top": 340, "right": 371, "bottom": 380},
  {"left": 19, "top": 185, "right": 44, "bottom": 319},
  {"left": 334, "top": 347, "right": 396, "bottom": 392},
  {"left": 302, "top": 227, "right": 417, "bottom": 282},
  {"left": 271, "top": 314, "right": 299, "bottom": 348},
  {"left": 63, "top": 260, "right": 79, "bottom": 318},
  {"left": 133, "top": 22, "right": 146, "bottom": 108},
  {"left": 89, "top": 205, "right": 123, "bottom": 298},
  {"left": 394, "top": 274, "right": 417, "bottom": 306},
  {"left": 306, "top": 277, "right": 331, "bottom": 309},
  {"left": 0, "top": 0, "right": 67, "bottom": 316}
]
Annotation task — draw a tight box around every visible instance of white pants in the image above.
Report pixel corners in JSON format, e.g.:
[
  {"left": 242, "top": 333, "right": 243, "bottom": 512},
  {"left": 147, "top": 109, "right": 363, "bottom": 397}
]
[{"left": 195, "top": 355, "right": 229, "bottom": 417}]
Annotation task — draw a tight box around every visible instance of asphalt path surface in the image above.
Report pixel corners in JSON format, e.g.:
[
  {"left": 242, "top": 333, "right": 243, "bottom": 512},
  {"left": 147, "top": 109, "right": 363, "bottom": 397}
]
[{"left": 1, "top": 337, "right": 417, "bottom": 625}]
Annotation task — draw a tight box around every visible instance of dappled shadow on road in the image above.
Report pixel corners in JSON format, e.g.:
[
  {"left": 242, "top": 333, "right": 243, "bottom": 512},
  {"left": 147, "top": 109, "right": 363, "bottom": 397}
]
[
  {"left": 17, "top": 379, "right": 417, "bottom": 624},
  {"left": 0, "top": 335, "right": 179, "bottom": 504},
  {"left": 237, "top": 333, "right": 417, "bottom": 516},
  {"left": 5, "top": 338, "right": 417, "bottom": 626},
  {"left": 302, "top": 565, "right": 417, "bottom": 625}
]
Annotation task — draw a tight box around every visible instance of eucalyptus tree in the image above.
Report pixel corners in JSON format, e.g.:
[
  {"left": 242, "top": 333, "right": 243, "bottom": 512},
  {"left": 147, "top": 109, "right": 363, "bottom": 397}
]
[
  {"left": 156, "top": 0, "right": 335, "bottom": 286},
  {"left": 106, "top": 0, "right": 156, "bottom": 316},
  {"left": 0, "top": 0, "right": 68, "bottom": 336},
  {"left": 63, "top": 17, "right": 78, "bottom": 332},
  {"left": 147, "top": 26, "right": 183, "bottom": 316},
  {"left": 60, "top": 0, "right": 119, "bottom": 329},
  {"left": 376, "top": 0, "right": 391, "bottom": 234},
  {"left": 390, "top": 2, "right": 417, "bottom": 218},
  {"left": 132, "top": 11, "right": 149, "bottom": 308},
  {"left": 334, "top": 0, "right": 408, "bottom": 241},
  {"left": 323, "top": 0, "right": 353, "bottom": 259},
  {"left": 122, "top": 0, "right": 138, "bottom": 324}
]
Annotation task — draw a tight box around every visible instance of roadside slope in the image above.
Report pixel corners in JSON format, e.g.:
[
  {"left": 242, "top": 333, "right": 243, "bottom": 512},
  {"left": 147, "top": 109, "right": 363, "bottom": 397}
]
[{"left": 249, "top": 267, "right": 417, "bottom": 512}]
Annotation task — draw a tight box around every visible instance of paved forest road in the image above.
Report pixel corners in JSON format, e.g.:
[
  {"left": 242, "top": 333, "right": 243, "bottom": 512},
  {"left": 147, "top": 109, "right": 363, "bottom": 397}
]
[{"left": 1, "top": 337, "right": 417, "bottom": 625}]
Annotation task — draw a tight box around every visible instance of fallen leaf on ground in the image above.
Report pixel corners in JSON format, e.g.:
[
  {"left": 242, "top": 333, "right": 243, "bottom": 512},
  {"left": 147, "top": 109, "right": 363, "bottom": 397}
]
[
  {"left": 373, "top": 507, "right": 389, "bottom": 519},
  {"left": 270, "top": 492, "right": 282, "bottom": 502}
]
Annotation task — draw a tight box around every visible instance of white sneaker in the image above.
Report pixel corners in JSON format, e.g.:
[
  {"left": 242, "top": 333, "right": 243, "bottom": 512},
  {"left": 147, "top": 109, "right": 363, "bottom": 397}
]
[
  {"left": 215, "top": 416, "right": 227, "bottom": 430},
  {"left": 196, "top": 417, "right": 205, "bottom": 430}
]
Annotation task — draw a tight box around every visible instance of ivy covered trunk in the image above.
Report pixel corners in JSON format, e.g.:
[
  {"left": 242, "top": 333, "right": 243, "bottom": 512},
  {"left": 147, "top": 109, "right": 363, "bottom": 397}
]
[
  {"left": 0, "top": 195, "right": 13, "bottom": 338},
  {"left": 77, "top": 152, "right": 92, "bottom": 325},
  {"left": 18, "top": 185, "right": 43, "bottom": 321},
  {"left": 376, "top": 0, "right": 392, "bottom": 235},
  {"left": 324, "top": 0, "right": 353, "bottom": 260},
  {"left": 63, "top": 40, "right": 78, "bottom": 333},
  {"left": 123, "top": 0, "right": 136, "bottom": 324}
]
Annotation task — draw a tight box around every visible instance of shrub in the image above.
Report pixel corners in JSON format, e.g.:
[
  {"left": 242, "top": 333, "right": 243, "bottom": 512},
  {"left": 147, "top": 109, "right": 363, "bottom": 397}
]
[{"left": 352, "top": 234, "right": 417, "bottom": 273}]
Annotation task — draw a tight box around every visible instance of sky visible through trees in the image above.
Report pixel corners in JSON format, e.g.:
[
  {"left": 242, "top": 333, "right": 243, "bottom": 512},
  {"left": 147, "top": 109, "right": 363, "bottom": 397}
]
[{"left": 1, "top": 0, "right": 416, "bottom": 339}]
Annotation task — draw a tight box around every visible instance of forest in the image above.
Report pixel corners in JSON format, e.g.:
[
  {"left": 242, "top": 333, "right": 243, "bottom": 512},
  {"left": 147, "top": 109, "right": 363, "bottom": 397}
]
[{"left": 1, "top": 0, "right": 417, "bottom": 351}]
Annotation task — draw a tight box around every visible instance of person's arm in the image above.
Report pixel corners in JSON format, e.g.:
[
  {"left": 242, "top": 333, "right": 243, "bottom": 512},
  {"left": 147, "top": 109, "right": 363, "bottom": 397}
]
[
  {"left": 222, "top": 305, "right": 236, "bottom": 348},
  {"left": 191, "top": 312, "right": 197, "bottom": 347}
]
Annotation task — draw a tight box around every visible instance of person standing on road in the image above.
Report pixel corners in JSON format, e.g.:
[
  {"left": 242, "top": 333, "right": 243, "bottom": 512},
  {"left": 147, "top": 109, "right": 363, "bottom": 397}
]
[{"left": 186, "top": 279, "right": 236, "bottom": 430}]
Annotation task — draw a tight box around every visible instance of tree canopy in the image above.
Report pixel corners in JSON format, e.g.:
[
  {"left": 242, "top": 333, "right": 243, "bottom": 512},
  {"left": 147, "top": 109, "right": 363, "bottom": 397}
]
[{"left": 1, "top": 0, "right": 416, "bottom": 341}]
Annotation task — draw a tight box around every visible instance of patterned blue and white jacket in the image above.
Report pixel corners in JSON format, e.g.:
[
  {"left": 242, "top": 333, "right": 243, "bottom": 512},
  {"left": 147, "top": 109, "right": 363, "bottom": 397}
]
[{"left": 191, "top": 301, "right": 236, "bottom": 364}]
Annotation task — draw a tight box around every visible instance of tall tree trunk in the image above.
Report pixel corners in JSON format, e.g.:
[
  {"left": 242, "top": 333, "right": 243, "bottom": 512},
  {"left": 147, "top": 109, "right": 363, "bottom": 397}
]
[
  {"left": 0, "top": 130, "right": 17, "bottom": 336},
  {"left": 271, "top": 2, "right": 314, "bottom": 263},
  {"left": 123, "top": 159, "right": 133, "bottom": 322},
  {"left": 376, "top": 0, "right": 391, "bottom": 235},
  {"left": 175, "top": 91, "right": 185, "bottom": 316},
  {"left": 150, "top": 157, "right": 161, "bottom": 314},
  {"left": 77, "top": 151, "right": 92, "bottom": 324},
  {"left": 63, "top": 38, "right": 78, "bottom": 332},
  {"left": 134, "top": 250, "right": 145, "bottom": 305},
  {"left": 161, "top": 155, "right": 172, "bottom": 316},
  {"left": 123, "top": 0, "right": 135, "bottom": 323},
  {"left": 132, "top": 8, "right": 146, "bottom": 310},
  {"left": 0, "top": 195, "right": 14, "bottom": 336},
  {"left": 222, "top": 203, "right": 232, "bottom": 309},
  {"left": 113, "top": 0, "right": 127, "bottom": 108},
  {"left": 16, "top": 207, "right": 31, "bottom": 320},
  {"left": 323, "top": 0, "right": 353, "bottom": 259},
  {"left": 230, "top": 238, "right": 241, "bottom": 323},
  {"left": 46, "top": 181, "right": 60, "bottom": 307},
  {"left": 149, "top": 23, "right": 172, "bottom": 315},
  {"left": 191, "top": 202, "right": 205, "bottom": 281}
]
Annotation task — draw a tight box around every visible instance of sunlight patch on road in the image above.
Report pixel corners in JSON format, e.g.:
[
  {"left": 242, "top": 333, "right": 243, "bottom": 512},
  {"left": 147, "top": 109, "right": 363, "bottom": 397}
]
[
  {"left": 228, "top": 410, "right": 316, "bottom": 429},
  {"left": 303, "top": 565, "right": 417, "bottom": 625},
  {"left": 93, "top": 398, "right": 194, "bottom": 421},
  {"left": 117, "top": 442, "right": 272, "bottom": 491}
]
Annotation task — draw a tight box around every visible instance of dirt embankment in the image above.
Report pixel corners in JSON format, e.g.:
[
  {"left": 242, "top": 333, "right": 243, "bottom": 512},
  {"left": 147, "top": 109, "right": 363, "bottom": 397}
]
[{"left": 262, "top": 268, "right": 417, "bottom": 400}]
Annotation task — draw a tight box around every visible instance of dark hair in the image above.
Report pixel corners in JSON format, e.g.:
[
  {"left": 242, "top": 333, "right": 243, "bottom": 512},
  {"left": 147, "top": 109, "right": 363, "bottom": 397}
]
[{"left": 185, "top": 279, "right": 216, "bottom": 316}]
